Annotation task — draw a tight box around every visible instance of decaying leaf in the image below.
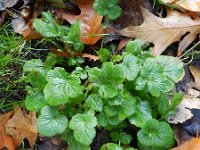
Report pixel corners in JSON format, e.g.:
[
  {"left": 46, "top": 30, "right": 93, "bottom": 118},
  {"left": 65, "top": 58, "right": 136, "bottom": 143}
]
[
  {"left": 0, "top": 0, "right": 19, "bottom": 10},
  {"left": 59, "top": 0, "right": 103, "bottom": 45},
  {"left": 0, "top": 112, "right": 16, "bottom": 150},
  {"left": 168, "top": 89, "right": 200, "bottom": 124},
  {"left": 172, "top": 138, "right": 200, "bottom": 150},
  {"left": 5, "top": 107, "right": 37, "bottom": 148},
  {"left": 161, "top": 0, "right": 200, "bottom": 12},
  {"left": 118, "top": 7, "right": 200, "bottom": 55},
  {"left": 174, "top": 124, "right": 193, "bottom": 146},
  {"left": 189, "top": 65, "right": 200, "bottom": 91},
  {"left": 111, "top": 0, "right": 152, "bottom": 29}
]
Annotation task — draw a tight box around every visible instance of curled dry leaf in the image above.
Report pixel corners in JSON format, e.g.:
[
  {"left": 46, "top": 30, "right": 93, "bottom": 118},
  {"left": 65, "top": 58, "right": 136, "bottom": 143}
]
[
  {"left": 118, "top": 7, "right": 200, "bottom": 55},
  {"left": 0, "top": 112, "right": 16, "bottom": 150},
  {"left": 168, "top": 89, "right": 200, "bottom": 124},
  {"left": 161, "top": 0, "right": 200, "bottom": 12},
  {"left": 189, "top": 65, "right": 200, "bottom": 91},
  {"left": 59, "top": 0, "right": 103, "bottom": 45},
  {"left": 172, "top": 138, "right": 200, "bottom": 150},
  {"left": 5, "top": 107, "right": 37, "bottom": 148}
]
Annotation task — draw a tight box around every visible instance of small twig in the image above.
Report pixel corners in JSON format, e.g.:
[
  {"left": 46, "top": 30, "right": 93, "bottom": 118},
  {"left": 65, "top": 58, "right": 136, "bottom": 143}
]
[{"left": 179, "top": 40, "right": 200, "bottom": 59}]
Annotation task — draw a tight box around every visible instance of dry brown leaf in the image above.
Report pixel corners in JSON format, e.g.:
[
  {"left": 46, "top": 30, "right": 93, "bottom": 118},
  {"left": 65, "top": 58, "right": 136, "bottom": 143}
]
[
  {"left": 82, "top": 53, "right": 99, "bottom": 61},
  {"left": 189, "top": 65, "right": 200, "bottom": 90},
  {"left": 174, "top": 124, "right": 193, "bottom": 146},
  {"left": 0, "top": 112, "right": 16, "bottom": 150},
  {"left": 118, "top": 7, "right": 200, "bottom": 55},
  {"left": 5, "top": 107, "right": 37, "bottom": 148},
  {"left": 161, "top": 0, "right": 200, "bottom": 12},
  {"left": 168, "top": 89, "right": 200, "bottom": 124},
  {"left": 59, "top": 0, "right": 103, "bottom": 45},
  {"left": 117, "top": 37, "right": 133, "bottom": 51},
  {"left": 171, "top": 138, "right": 200, "bottom": 150}
]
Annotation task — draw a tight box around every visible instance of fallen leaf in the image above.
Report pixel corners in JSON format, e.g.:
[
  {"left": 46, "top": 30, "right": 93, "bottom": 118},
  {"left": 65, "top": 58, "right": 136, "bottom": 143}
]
[
  {"left": 111, "top": 0, "right": 152, "bottom": 29},
  {"left": 161, "top": 0, "right": 200, "bottom": 12},
  {"left": 174, "top": 124, "right": 193, "bottom": 146},
  {"left": 172, "top": 138, "right": 200, "bottom": 150},
  {"left": 5, "top": 107, "right": 37, "bottom": 148},
  {"left": 0, "top": 0, "right": 19, "bottom": 10},
  {"left": 0, "top": 112, "right": 16, "bottom": 150},
  {"left": 189, "top": 65, "right": 200, "bottom": 91},
  {"left": 118, "top": 7, "right": 200, "bottom": 55},
  {"left": 168, "top": 89, "right": 200, "bottom": 124},
  {"left": 117, "top": 37, "right": 133, "bottom": 51},
  {"left": 59, "top": 0, "right": 103, "bottom": 45},
  {"left": 82, "top": 53, "right": 99, "bottom": 61}
]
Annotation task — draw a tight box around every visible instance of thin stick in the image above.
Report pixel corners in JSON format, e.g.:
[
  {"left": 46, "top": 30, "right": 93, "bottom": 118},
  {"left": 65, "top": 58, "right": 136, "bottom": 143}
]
[{"left": 179, "top": 40, "right": 200, "bottom": 59}]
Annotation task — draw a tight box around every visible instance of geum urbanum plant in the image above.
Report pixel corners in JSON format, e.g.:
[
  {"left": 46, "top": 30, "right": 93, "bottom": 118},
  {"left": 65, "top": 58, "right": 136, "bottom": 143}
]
[{"left": 24, "top": 12, "right": 185, "bottom": 149}]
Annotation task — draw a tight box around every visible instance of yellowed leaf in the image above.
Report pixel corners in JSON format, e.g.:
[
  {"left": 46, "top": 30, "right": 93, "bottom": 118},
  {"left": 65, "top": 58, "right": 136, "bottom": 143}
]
[
  {"left": 189, "top": 65, "right": 200, "bottom": 90},
  {"left": 5, "top": 107, "right": 37, "bottom": 148},
  {"left": 59, "top": 0, "right": 104, "bottom": 45},
  {"left": 171, "top": 138, "right": 200, "bottom": 150},
  {"left": 0, "top": 112, "right": 16, "bottom": 150},
  {"left": 118, "top": 7, "right": 200, "bottom": 55}
]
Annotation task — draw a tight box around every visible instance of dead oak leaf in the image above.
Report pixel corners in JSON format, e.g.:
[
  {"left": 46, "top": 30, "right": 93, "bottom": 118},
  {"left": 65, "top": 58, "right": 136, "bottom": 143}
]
[
  {"left": 161, "top": 0, "right": 200, "bottom": 12},
  {"left": 189, "top": 65, "right": 200, "bottom": 91},
  {"left": 5, "top": 107, "right": 37, "bottom": 148},
  {"left": 0, "top": 112, "right": 16, "bottom": 150},
  {"left": 59, "top": 0, "right": 103, "bottom": 45},
  {"left": 168, "top": 89, "right": 200, "bottom": 124},
  {"left": 118, "top": 7, "right": 200, "bottom": 55}
]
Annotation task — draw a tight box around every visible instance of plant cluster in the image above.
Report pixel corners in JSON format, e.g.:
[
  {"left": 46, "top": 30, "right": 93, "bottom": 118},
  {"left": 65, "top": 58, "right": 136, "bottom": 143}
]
[{"left": 23, "top": 11, "right": 185, "bottom": 149}]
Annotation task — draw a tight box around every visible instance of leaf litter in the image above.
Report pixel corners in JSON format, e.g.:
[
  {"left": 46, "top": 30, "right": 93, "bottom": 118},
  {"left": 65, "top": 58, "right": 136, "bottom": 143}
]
[{"left": 118, "top": 7, "right": 200, "bottom": 55}]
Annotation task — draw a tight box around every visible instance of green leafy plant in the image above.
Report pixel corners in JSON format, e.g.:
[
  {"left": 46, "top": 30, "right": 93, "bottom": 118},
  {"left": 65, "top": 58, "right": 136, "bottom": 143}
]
[
  {"left": 93, "top": 0, "right": 122, "bottom": 20},
  {"left": 23, "top": 38, "right": 185, "bottom": 149},
  {"left": 33, "top": 11, "right": 85, "bottom": 66}
]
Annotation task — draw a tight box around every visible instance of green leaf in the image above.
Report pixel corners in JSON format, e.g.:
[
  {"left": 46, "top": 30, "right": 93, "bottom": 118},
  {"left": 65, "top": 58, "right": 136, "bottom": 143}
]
[
  {"left": 45, "top": 52, "right": 61, "bottom": 71},
  {"left": 25, "top": 91, "right": 47, "bottom": 111},
  {"left": 65, "top": 133, "right": 89, "bottom": 150},
  {"left": 135, "top": 61, "right": 174, "bottom": 97},
  {"left": 122, "top": 54, "right": 140, "bottom": 81},
  {"left": 93, "top": 0, "right": 121, "bottom": 20},
  {"left": 137, "top": 119, "right": 175, "bottom": 149},
  {"left": 150, "top": 56, "right": 184, "bottom": 82},
  {"left": 85, "top": 94, "right": 103, "bottom": 112},
  {"left": 97, "top": 112, "right": 108, "bottom": 127},
  {"left": 97, "top": 48, "right": 111, "bottom": 62},
  {"left": 69, "top": 113, "right": 97, "bottom": 145},
  {"left": 111, "top": 131, "right": 132, "bottom": 144},
  {"left": 37, "top": 106, "right": 68, "bottom": 137},
  {"left": 108, "top": 5, "right": 122, "bottom": 20},
  {"left": 129, "top": 100, "right": 152, "bottom": 128},
  {"left": 44, "top": 67, "right": 82, "bottom": 105},
  {"left": 125, "top": 39, "right": 145, "bottom": 55},
  {"left": 107, "top": 116, "right": 122, "bottom": 126},
  {"left": 158, "top": 93, "right": 183, "bottom": 119},
  {"left": 88, "top": 62, "right": 124, "bottom": 98},
  {"left": 118, "top": 91, "right": 136, "bottom": 120},
  {"left": 28, "top": 70, "right": 47, "bottom": 90},
  {"left": 93, "top": 0, "right": 109, "bottom": 16},
  {"left": 100, "top": 143, "right": 122, "bottom": 150},
  {"left": 23, "top": 59, "right": 45, "bottom": 74},
  {"left": 67, "top": 21, "right": 84, "bottom": 51},
  {"left": 33, "top": 11, "right": 59, "bottom": 37},
  {"left": 104, "top": 106, "right": 118, "bottom": 117}
]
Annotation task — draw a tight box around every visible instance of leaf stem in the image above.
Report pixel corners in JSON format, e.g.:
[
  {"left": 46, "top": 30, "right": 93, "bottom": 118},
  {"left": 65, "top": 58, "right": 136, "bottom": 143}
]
[{"left": 178, "top": 40, "right": 200, "bottom": 59}]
